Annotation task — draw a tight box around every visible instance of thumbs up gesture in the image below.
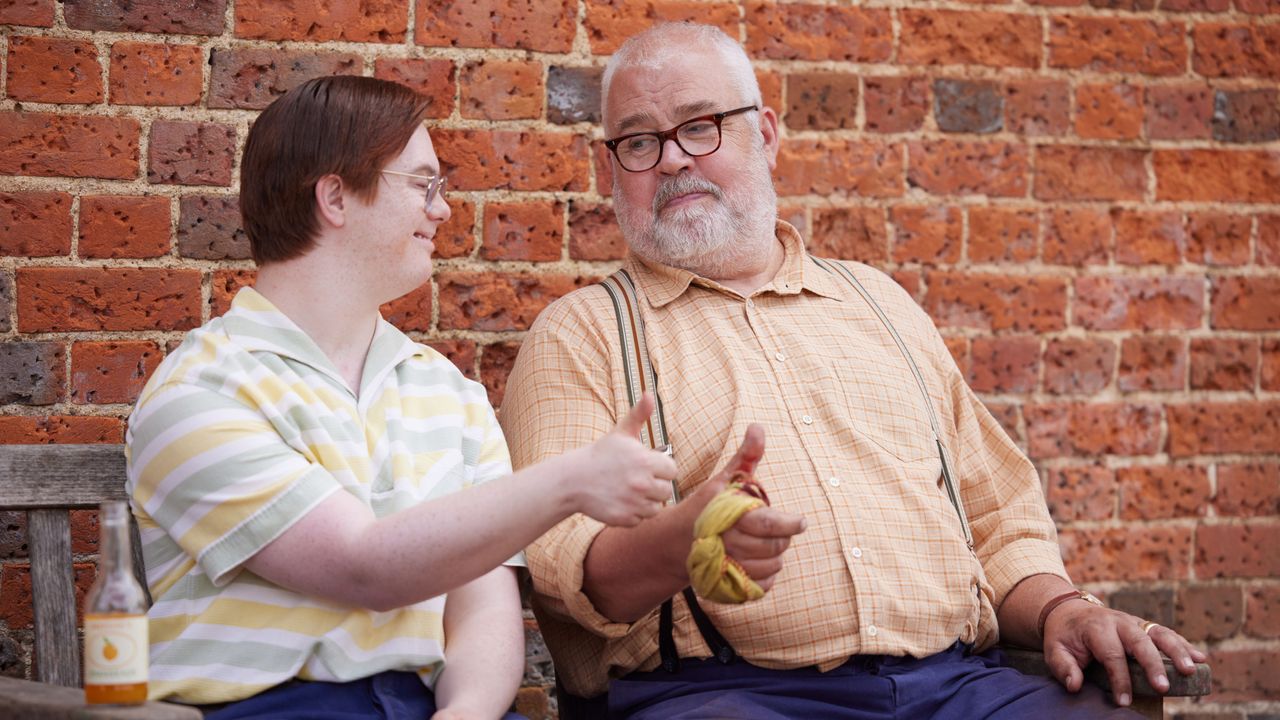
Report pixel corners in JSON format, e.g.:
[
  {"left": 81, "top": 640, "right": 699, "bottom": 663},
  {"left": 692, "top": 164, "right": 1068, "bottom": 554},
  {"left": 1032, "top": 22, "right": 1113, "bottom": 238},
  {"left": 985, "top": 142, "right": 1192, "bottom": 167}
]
[{"left": 567, "top": 393, "right": 679, "bottom": 527}]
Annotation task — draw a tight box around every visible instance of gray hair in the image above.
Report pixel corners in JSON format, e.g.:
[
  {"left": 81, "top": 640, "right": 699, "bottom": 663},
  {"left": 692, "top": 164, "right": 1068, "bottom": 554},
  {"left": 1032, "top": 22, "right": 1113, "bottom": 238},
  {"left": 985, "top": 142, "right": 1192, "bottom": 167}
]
[{"left": 601, "top": 23, "right": 763, "bottom": 130}]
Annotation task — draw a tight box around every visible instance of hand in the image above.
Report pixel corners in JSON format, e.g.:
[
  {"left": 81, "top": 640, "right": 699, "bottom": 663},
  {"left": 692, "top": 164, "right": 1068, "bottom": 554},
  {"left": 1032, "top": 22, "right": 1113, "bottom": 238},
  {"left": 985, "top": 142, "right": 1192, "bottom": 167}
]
[
  {"left": 691, "top": 424, "right": 807, "bottom": 594},
  {"left": 569, "top": 393, "right": 678, "bottom": 527},
  {"left": 1043, "top": 601, "right": 1208, "bottom": 707}
]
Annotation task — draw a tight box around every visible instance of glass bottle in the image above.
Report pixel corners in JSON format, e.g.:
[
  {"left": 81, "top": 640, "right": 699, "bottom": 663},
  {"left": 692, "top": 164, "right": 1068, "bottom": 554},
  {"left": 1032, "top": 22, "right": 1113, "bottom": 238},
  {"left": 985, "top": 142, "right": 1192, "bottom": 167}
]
[{"left": 83, "top": 501, "right": 148, "bottom": 705}]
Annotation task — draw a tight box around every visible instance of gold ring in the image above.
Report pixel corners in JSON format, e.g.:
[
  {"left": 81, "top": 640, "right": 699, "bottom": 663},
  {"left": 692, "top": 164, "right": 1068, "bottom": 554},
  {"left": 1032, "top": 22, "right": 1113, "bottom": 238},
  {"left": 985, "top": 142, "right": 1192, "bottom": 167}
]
[{"left": 1141, "top": 620, "right": 1159, "bottom": 635}]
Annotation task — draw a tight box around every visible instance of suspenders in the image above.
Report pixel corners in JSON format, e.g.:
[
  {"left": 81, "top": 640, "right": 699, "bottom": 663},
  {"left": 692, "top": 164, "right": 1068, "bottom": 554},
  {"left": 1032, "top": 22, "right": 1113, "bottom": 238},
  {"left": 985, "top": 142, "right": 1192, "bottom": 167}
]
[{"left": 597, "top": 258, "right": 974, "bottom": 674}]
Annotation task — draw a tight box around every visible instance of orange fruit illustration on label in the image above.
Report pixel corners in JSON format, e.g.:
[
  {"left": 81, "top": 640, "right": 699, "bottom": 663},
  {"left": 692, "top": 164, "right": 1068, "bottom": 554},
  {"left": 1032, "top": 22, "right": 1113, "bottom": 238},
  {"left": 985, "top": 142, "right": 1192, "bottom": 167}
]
[{"left": 103, "top": 638, "right": 118, "bottom": 661}]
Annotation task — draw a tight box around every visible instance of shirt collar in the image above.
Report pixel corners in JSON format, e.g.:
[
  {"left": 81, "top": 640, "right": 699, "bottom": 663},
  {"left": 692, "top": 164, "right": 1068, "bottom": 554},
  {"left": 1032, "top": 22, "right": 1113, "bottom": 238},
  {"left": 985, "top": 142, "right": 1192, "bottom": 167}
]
[{"left": 626, "top": 220, "right": 846, "bottom": 308}]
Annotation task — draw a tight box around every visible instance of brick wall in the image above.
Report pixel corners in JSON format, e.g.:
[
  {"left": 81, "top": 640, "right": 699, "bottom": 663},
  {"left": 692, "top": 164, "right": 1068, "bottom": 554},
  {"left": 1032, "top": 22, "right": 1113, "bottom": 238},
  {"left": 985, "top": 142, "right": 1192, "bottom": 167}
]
[{"left": 1, "top": 0, "right": 1277, "bottom": 716}]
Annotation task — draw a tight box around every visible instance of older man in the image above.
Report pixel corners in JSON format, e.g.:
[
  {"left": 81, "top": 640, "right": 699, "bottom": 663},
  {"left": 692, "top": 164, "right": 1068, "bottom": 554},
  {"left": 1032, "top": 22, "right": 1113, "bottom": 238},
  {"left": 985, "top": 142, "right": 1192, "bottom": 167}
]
[{"left": 501, "top": 23, "right": 1205, "bottom": 720}]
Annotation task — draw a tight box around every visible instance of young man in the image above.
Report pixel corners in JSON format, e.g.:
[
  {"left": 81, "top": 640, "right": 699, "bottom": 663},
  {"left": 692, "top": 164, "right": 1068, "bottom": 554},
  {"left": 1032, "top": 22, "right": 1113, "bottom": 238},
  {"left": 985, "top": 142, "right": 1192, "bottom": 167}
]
[
  {"left": 501, "top": 23, "right": 1207, "bottom": 719},
  {"left": 125, "top": 75, "right": 676, "bottom": 720}
]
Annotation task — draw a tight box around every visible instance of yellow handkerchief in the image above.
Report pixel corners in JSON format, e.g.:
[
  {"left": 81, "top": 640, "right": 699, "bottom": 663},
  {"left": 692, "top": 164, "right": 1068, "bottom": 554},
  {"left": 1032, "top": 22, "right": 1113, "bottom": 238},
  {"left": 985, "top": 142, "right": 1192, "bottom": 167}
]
[{"left": 686, "top": 475, "right": 768, "bottom": 604}]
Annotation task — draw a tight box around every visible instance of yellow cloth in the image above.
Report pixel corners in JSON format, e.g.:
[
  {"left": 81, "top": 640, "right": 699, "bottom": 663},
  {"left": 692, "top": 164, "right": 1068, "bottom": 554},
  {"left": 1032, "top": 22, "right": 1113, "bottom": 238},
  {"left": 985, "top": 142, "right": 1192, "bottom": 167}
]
[{"left": 686, "top": 477, "right": 767, "bottom": 604}]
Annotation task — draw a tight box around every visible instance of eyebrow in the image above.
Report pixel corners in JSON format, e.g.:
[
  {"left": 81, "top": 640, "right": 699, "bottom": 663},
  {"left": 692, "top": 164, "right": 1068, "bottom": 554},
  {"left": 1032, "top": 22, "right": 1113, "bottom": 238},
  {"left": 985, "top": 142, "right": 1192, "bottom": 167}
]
[{"left": 613, "top": 100, "right": 721, "bottom": 135}]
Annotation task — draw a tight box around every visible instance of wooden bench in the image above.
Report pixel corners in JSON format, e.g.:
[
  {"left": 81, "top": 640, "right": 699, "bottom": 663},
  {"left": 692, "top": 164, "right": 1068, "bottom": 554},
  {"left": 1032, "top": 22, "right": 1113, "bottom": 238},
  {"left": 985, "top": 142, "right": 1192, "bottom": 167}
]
[{"left": 0, "top": 444, "right": 1210, "bottom": 720}]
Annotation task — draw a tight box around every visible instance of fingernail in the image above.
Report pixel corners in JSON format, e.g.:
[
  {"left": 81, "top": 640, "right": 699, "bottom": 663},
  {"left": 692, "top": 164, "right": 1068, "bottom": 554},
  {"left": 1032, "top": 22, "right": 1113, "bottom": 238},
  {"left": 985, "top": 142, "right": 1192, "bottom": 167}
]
[
  {"left": 1157, "top": 675, "right": 1168, "bottom": 690},
  {"left": 1182, "top": 658, "right": 1194, "bottom": 669}
]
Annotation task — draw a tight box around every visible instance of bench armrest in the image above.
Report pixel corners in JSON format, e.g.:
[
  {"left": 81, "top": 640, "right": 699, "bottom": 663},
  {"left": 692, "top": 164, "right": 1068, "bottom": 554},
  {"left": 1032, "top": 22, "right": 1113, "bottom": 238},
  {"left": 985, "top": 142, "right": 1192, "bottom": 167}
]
[{"left": 999, "top": 645, "right": 1212, "bottom": 697}]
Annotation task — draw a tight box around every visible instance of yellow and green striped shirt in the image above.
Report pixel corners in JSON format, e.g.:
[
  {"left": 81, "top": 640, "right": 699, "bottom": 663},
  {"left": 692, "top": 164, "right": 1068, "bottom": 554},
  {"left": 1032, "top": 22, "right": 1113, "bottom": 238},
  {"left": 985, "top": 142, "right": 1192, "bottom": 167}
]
[{"left": 126, "top": 287, "right": 516, "bottom": 705}]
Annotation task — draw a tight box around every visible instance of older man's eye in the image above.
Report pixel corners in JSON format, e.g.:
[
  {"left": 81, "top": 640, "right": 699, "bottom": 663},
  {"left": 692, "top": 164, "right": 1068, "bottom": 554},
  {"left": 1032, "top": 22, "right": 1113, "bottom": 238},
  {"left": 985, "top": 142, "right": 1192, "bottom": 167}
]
[{"left": 624, "top": 136, "right": 658, "bottom": 154}]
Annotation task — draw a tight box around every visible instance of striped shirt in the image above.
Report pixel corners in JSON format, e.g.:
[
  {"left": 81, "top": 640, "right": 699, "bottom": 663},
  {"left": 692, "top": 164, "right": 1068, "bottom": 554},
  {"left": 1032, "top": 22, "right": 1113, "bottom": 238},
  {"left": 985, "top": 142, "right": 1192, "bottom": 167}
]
[
  {"left": 126, "top": 287, "right": 516, "bottom": 704},
  {"left": 501, "top": 221, "right": 1068, "bottom": 697}
]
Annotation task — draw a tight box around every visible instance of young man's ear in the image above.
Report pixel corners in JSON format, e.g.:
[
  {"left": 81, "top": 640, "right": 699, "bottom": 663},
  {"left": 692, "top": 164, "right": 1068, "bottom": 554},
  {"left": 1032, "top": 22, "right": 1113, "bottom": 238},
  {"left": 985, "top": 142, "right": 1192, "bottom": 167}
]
[{"left": 314, "top": 174, "right": 347, "bottom": 229}]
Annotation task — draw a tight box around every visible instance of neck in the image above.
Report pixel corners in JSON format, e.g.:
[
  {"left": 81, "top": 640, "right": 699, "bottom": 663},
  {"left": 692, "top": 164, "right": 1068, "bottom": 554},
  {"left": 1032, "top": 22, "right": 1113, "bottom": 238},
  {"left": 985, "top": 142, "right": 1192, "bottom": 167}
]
[{"left": 712, "top": 236, "right": 785, "bottom": 296}]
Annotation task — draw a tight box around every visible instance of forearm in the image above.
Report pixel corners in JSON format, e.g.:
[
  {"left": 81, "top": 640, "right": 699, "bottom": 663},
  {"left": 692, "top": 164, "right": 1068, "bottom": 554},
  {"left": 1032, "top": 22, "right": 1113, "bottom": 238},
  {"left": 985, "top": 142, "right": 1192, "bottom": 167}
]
[
  {"left": 434, "top": 567, "right": 524, "bottom": 718},
  {"left": 997, "top": 572, "right": 1076, "bottom": 649}
]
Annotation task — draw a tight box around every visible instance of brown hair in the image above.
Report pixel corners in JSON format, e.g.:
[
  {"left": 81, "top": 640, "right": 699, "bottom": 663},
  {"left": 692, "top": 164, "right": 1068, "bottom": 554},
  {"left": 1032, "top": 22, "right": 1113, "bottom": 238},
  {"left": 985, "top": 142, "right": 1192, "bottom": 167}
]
[{"left": 239, "top": 75, "right": 433, "bottom": 265}]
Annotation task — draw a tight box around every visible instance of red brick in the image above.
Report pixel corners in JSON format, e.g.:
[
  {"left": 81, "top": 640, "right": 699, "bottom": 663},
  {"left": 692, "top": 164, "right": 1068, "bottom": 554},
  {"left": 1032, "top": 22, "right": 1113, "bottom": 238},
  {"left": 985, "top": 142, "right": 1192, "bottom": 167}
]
[
  {"left": 745, "top": 2, "right": 892, "bottom": 62},
  {"left": 434, "top": 130, "right": 589, "bottom": 192},
  {"left": 1187, "top": 213, "right": 1251, "bottom": 266},
  {"left": 373, "top": 58, "right": 455, "bottom": 120},
  {"left": 1212, "top": 88, "right": 1280, "bottom": 143},
  {"left": 1163, "top": 0, "right": 1230, "bottom": 9},
  {"left": 967, "top": 207, "right": 1036, "bottom": 264},
  {"left": 0, "top": 112, "right": 139, "bottom": 180},
  {"left": 1176, "top": 584, "right": 1243, "bottom": 642},
  {"left": 755, "top": 70, "right": 783, "bottom": 117},
  {"left": 1042, "top": 338, "right": 1116, "bottom": 395},
  {"left": 63, "top": 0, "right": 227, "bottom": 35},
  {"left": 70, "top": 341, "right": 163, "bottom": 405},
  {"left": 147, "top": 121, "right": 235, "bottom": 187},
  {"left": 0, "top": 416, "right": 123, "bottom": 444},
  {"left": 1206, "top": 648, "right": 1280, "bottom": 702},
  {"left": 78, "top": 195, "right": 171, "bottom": 259},
  {"left": 437, "top": 273, "right": 590, "bottom": 331},
  {"left": 865, "top": 76, "right": 928, "bottom": 134},
  {"left": 1118, "top": 336, "right": 1186, "bottom": 392},
  {"left": 1043, "top": 207, "right": 1110, "bottom": 267},
  {"left": 582, "top": 0, "right": 739, "bottom": 55},
  {"left": 482, "top": 201, "right": 564, "bottom": 262},
  {"left": 1035, "top": 146, "right": 1146, "bottom": 202},
  {"left": 1193, "top": 23, "right": 1280, "bottom": 79},
  {"left": 1155, "top": 150, "right": 1280, "bottom": 203},
  {"left": 1073, "top": 276, "right": 1203, "bottom": 331},
  {"left": 568, "top": 201, "right": 625, "bottom": 262},
  {"left": 108, "top": 42, "right": 203, "bottom": 106},
  {"left": 1113, "top": 209, "right": 1184, "bottom": 266},
  {"left": 1266, "top": 339, "right": 1280, "bottom": 391},
  {"left": 548, "top": 65, "right": 603, "bottom": 125},
  {"left": 417, "top": 0, "right": 575, "bottom": 52},
  {"left": 1237, "top": 0, "right": 1280, "bottom": 11},
  {"left": 1118, "top": 465, "right": 1210, "bottom": 520},
  {"left": 460, "top": 60, "right": 544, "bottom": 121},
  {"left": 513, "top": 687, "right": 549, "bottom": 720},
  {"left": 907, "top": 140, "right": 1027, "bottom": 198},
  {"left": 1005, "top": 80, "right": 1070, "bottom": 137},
  {"left": 208, "top": 48, "right": 361, "bottom": 110},
  {"left": 428, "top": 339, "right": 478, "bottom": 380},
  {"left": 778, "top": 205, "right": 808, "bottom": 241},
  {"left": 177, "top": 195, "right": 248, "bottom": 260},
  {"left": 1211, "top": 276, "right": 1280, "bottom": 330},
  {"left": 5, "top": 36, "right": 103, "bottom": 104},
  {"left": 1245, "top": 585, "right": 1280, "bottom": 638},
  {"left": 0, "top": 192, "right": 71, "bottom": 257},
  {"left": 1075, "top": 84, "right": 1143, "bottom": 140},
  {"left": 1107, "top": 586, "right": 1175, "bottom": 627},
  {"left": 0, "top": 562, "right": 95, "bottom": 631},
  {"left": 380, "top": 282, "right": 432, "bottom": 334},
  {"left": 925, "top": 272, "right": 1067, "bottom": 332},
  {"left": 1168, "top": 401, "right": 1280, "bottom": 456},
  {"left": 434, "top": 199, "right": 475, "bottom": 259},
  {"left": 1058, "top": 525, "right": 1191, "bottom": 582},
  {"left": 1049, "top": 17, "right": 1186, "bottom": 75},
  {"left": 593, "top": 140, "right": 614, "bottom": 198},
  {"left": 807, "top": 207, "right": 887, "bottom": 263},
  {"left": 1145, "top": 84, "right": 1214, "bottom": 140},
  {"left": 967, "top": 336, "right": 1039, "bottom": 393},
  {"left": 17, "top": 267, "right": 201, "bottom": 332},
  {"left": 1025, "top": 402, "right": 1162, "bottom": 458},
  {"left": 1216, "top": 463, "right": 1280, "bottom": 518},
  {"left": 891, "top": 206, "right": 961, "bottom": 264},
  {"left": 0, "top": 275, "right": 13, "bottom": 334},
  {"left": 786, "top": 72, "right": 859, "bottom": 131},
  {"left": 944, "top": 336, "right": 970, "bottom": 375},
  {"left": 211, "top": 269, "right": 255, "bottom": 318},
  {"left": 775, "top": 140, "right": 903, "bottom": 198},
  {"left": 235, "top": 0, "right": 406, "bottom": 42},
  {"left": 68, "top": 508, "right": 99, "bottom": 554},
  {"left": 985, "top": 401, "right": 1023, "bottom": 447},
  {"left": 1260, "top": 214, "right": 1280, "bottom": 266},
  {"left": 480, "top": 341, "right": 520, "bottom": 408},
  {"left": 0, "top": 342, "right": 65, "bottom": 405},
  {"left": 1197, "top": 522, "right": 1280, "bottom": 579},
  {"left": 899, "top": 10, "right": 1041, "bottom": 69},
  {"left": 1046, "top": 465, "right": 1116, "bottom": 522},
  {"left": 0, "top": 0, "right": 54, "bottom": 26},
  {"left": 1191, "top": 338, "right": 1257, "bottom": 391},
  {"left": 934, "top": 79, "right": 1003, "bottom": 134},
  {"left": 892, "top": 270, "right": 922, "bottom": 301}
]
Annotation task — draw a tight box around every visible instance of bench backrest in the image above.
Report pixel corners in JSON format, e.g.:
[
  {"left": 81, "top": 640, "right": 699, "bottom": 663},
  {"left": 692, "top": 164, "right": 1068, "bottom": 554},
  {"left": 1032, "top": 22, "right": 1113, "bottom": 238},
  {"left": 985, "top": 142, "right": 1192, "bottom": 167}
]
[{"left": 0, "top": 444, "right": 144, "bottom": 688}]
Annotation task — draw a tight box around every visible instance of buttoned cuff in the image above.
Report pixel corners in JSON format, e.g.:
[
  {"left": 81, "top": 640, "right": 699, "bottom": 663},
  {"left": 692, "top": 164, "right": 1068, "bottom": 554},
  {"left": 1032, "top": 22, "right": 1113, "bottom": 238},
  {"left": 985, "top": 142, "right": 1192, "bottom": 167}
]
[
  {"left": 527, "top": 515, "right": 639, "bottom": 639},
  {"left": 983, "top": 537, "right": 1070, "bottom": 610}
]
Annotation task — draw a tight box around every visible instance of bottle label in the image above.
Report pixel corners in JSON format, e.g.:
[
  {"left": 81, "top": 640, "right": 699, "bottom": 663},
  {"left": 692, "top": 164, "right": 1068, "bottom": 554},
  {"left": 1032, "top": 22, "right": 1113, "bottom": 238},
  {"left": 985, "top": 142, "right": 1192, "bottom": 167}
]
[{"left": 84, "top": 614, "right": 148, "bottom": 685}]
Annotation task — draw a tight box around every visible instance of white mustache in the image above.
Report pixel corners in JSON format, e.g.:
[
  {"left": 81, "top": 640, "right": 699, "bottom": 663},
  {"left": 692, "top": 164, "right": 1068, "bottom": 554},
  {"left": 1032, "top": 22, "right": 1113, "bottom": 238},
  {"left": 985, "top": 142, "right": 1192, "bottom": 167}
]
[{"left": 652, "top": 176, "right": 724, "bottom": 213}]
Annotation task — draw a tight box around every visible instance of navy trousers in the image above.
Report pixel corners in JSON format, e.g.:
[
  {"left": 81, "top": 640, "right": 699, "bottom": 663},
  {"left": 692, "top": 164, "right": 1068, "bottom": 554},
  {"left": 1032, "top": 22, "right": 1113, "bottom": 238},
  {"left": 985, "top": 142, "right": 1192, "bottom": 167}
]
[
  {"left": 199, "top": 670, "right": 528, "bottom": 719},
  {"left": 608, "top": 643, "right": 1144, "bottom": 720}
]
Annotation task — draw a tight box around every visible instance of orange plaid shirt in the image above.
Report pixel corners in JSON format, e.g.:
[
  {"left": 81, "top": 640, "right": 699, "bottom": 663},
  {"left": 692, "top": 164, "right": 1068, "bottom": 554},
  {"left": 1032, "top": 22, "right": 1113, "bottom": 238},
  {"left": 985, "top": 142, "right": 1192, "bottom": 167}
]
[{"left": 501, "top": 221, "right": 1068, "bottom": 697}]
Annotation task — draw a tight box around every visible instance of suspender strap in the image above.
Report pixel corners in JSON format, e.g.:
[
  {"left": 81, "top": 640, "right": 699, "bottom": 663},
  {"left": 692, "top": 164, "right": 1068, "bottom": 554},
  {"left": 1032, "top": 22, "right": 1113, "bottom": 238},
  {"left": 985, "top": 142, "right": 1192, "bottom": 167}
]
[
  {"left": 599, "top": 269, "right": 737, "bottom": 672},
  {"left": 810, "top": 256, "right": 974, "bottom": 548}
]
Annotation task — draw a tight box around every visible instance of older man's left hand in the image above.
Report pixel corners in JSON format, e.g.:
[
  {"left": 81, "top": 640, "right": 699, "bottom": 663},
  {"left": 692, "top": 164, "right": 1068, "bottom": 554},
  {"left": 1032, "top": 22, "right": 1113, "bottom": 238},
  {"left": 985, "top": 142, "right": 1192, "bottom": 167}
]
[{"left": 1042, "top": 601, "right": 1208, "bottom": 707}]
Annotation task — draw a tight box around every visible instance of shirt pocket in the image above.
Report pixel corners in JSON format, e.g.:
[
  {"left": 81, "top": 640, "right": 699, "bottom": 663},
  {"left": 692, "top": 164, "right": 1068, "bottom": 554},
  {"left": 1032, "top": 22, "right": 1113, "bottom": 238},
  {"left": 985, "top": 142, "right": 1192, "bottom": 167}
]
[{"left": 834, "top": 356, "right": 939, "bottom": 464}]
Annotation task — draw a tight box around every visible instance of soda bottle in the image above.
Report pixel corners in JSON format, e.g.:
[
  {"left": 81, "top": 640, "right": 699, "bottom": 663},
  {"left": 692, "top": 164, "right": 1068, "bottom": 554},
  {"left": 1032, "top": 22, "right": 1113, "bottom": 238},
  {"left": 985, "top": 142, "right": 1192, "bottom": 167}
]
[{"left": 83, "top": 501, "right": 148, "bottom": 704}]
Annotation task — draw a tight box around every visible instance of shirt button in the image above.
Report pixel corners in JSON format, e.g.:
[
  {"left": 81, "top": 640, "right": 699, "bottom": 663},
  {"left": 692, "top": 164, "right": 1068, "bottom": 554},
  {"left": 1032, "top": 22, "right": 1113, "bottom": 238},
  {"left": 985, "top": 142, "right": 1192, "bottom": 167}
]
[
  {"left": 828, "top": 476, "right": 841, "bottom": 488},
  {"left": 801, "top": 414, "right": 813, "bottom": 425},
  {"left": 851, "top": 547, "right": 863, "bottom": 559},
  {"left": 746, "top": 299, "right": 755, "bottom": 309},
  {"left": 774, "top": 351, "right": 786, "bottom": 362},
  {"left": 867, "top": 625, "right": 878, "bottom": 637}
]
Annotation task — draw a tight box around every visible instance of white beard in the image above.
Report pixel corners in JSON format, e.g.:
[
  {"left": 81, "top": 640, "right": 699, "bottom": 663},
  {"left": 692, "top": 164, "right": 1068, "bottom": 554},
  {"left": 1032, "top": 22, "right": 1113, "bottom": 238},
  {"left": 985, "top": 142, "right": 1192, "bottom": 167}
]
[{"left": 614, "top": 152, "right": 778, "bottom": 279}]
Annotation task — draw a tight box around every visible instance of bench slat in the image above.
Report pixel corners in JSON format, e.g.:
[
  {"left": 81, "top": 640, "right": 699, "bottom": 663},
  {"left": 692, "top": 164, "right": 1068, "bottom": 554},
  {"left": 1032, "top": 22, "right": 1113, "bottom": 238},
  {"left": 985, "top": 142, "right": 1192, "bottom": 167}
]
[
  {"left": 0, "top": 445, "right": 128, "bottom": 508},
  {"left": 29, "top": 510, "right": 81, "bottom": 687},
  {"left": 0, "top": 677, "right": 201, "bottom": 719}
]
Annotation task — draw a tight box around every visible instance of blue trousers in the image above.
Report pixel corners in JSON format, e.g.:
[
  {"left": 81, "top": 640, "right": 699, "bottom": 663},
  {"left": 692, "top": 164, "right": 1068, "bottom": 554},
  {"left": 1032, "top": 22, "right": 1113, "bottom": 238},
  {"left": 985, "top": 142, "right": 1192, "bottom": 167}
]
[
  {"left": 608, "top": 644, "right": 1144, "bottom": 720},
  {"left": 199, "top": 670, "right": 528, "bottom": 719}
]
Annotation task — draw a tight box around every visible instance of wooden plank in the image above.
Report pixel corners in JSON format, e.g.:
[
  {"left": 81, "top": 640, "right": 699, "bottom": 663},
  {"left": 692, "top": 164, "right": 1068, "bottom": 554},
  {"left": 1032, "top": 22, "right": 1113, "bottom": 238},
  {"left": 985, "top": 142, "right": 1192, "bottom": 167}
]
[
  {"left": 1001, "top": 645, "right": 1211, "bottom": 698},
  {"left": 0, "top": 445, "right": 128, "bottom": 508},
  {"left": 28, "top": 510, "right": 80, "bottom": 688},
  {"left": 0, "top": 677, "right": 202, "bottom": 719}
]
